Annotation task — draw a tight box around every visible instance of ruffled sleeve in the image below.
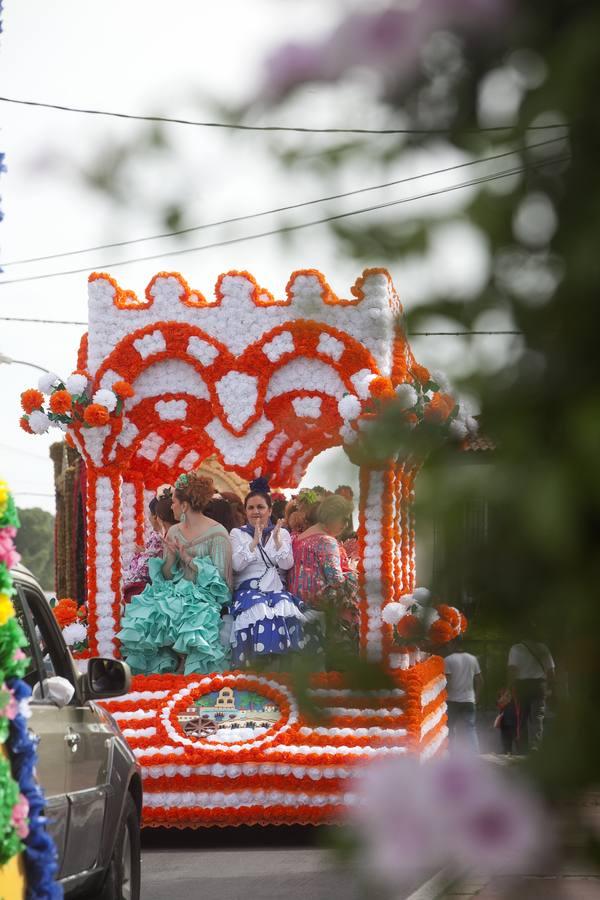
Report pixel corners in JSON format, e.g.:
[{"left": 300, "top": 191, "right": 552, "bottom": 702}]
[
  {"left": 265, "top": 527, "right": 294, "bottom": 570},
  {"left": 230, "top": 528, "right": 259, "bottom": 573}
]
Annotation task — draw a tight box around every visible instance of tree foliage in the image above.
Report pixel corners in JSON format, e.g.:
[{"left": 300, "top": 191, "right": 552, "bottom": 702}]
[{"left": 15, "top": 507, "right": 55, "bottom": 592}]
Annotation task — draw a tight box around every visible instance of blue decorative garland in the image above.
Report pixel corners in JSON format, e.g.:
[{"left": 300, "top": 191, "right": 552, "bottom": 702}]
[{"left": 8, "top": 679, "right": 63, "bottom": 900}]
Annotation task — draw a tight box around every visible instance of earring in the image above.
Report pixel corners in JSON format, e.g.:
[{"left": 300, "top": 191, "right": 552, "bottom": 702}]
[{"left": 180, "top": 510, "right": 186, "bottom": 523}]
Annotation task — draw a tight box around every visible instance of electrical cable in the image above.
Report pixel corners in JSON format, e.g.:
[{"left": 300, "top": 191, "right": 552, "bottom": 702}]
[
  {"left": 0, "top": 95, "right": 571, "bottom": 135},
  {"left": 0, "top": 155, "right": 570, "bottom": 287},
  {"left": 1, "top": 136, "right": 568, "bottom": 267}
]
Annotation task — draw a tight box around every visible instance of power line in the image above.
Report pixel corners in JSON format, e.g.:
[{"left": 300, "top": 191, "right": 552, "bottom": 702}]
[
  {"left": 1, "top": 136, "right": 567, "bottom": 267},
  {"left": 0, "top": 155, "right": 569, "bottom": 287},
  {"left": 0, "top": 316, "right": 522, "bottom": 336},
  {"left": 0, "top": 95, "right": 571, "bottom": 136}
]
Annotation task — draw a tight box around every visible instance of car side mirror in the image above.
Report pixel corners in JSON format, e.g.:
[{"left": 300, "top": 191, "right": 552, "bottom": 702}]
[{"left": 83, "top": 657, "right": 131, "bottom": 700}]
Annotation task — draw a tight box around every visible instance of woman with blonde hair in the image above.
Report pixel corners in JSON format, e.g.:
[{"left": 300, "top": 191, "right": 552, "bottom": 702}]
[
  {"left": 288, "top": 494, "right": 359, "bottom": 654},
  {"left": 118, "top": 472, "right": 232, "bottom": 674}
]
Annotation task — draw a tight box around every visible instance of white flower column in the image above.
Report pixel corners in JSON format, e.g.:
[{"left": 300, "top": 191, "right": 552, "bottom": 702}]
[
  {"left": 87, "top": 471, "right": 122, "bottom": 658},
  {"left": 358, "top": 467, "right": 386, "bottom": 662},
  {"left": 120, "top": 479, "right": 138, "bottom": 575}
]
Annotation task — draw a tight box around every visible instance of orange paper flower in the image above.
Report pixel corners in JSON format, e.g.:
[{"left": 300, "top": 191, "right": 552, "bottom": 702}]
[
  {"left": 429, "top": 619, "right": 455, "bottom": 644},
  {"left": 20, "top": 388, "right": 44, "bottom": 414},
  {"left": 369, "top": 376, "right": 395, "bottom": 400},
  {"left": 423, "top": 393, "right": 455, "bottom": 424},
  {"left": 53, "top": 598, "right": 79, "bottom": 628},
  {"left": 84, "top": 403, "right": 110, "bottom": 426},
  {"left": 19, "top": 416, "right": 33, "bottom": 434},
  {"left": 113, "top": 380, "right": 134, "bottom": 399},
  {"left": 411, "top": 363, "right": 431, "bottom": 384},
  {"left": 49, "top": 389, "right": 73, "bottom": 415}
]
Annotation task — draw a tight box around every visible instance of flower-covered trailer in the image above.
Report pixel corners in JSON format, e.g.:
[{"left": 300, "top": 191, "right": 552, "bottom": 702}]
[{"left": 26, "top": 267, "right": 465, "bottom": 828}]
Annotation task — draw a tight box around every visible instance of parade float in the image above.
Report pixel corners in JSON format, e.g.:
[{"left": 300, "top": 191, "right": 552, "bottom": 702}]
[{"left": 20, "top": 267, "right": 473, "bottom": 828}]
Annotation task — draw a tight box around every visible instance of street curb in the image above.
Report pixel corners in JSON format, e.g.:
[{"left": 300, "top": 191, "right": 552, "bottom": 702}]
[{"left": 403, "top": 868, "right": 460, "bottom": 900}]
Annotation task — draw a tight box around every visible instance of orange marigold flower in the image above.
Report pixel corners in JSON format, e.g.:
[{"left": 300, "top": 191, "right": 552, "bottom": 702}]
[
  {"left": 411, "top": 363, "right": 431, "bottom": 384},
  {"left": 396, "top": 614, "right": 420, "bottom": 638},
  {"left": 436, "top": 604, "right": 461, "bottom": 628},
  {"left": 21, "top": 388, "right": 44, "bottom": 414},
  {"left": 423, "top": 392, "right": 455, "bottom": 424},
  {"left": 49, "top": 389, "right": 73, "bottom": 415},
  {"left": 83, "top": 403, "right": 110, "bottom": 426},
  {"left": 19, "top": 416, "right": 33, "bottom": 434},
  {"left": 369, "top": 376, "right": 395, "bottom": 400},
  {"left": 112, "top": 380, "right": 134, "bottom": 399},
  {"left": 53, "top": 598, "right": 78, "bottom": 628},
  {"left": 429, "top": 619, "right": 455, "bottom": 644}
]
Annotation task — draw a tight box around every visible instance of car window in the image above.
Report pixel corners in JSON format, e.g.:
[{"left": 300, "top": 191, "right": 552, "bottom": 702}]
[
  {"left": 12, "top": 588, "right": 50, "bottom": 698},
  {"left": 14, "top": 584, "right": 73, "bottom": 703}
]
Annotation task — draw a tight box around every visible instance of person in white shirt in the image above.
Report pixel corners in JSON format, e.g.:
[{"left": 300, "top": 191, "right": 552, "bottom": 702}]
[
  {"left": 229, "top": 478, "right": 306, "bottom": 668},
  {"left": 444, "top": 640, "right": 483, "bottom": 751},
  {"left": 508, "top": 640, "right": 555, "bottom": 752}
]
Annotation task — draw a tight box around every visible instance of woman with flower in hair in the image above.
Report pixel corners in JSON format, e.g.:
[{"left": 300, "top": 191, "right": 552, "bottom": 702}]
[
  {"left": 118, "top": 473, "right": 232, "bottom": 674},
  {"left": 229, "top": 477, "right": 306, "bottom": 668}
]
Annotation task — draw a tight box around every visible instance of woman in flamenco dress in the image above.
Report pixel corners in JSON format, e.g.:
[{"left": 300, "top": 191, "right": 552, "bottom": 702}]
[
  {"left": 229, "top": 478, "right": 306, "bottom": 669},
  {"left": 288, "top": 494, "right": 359, "bottom": 658},
  {"left": 118, "top": 473, "right": 232, "bottom": 675}
]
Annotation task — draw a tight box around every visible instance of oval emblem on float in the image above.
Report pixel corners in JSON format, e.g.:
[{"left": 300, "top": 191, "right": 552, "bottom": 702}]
[{"left": 164, "top": 675, "right": 294, "bottom": 748}]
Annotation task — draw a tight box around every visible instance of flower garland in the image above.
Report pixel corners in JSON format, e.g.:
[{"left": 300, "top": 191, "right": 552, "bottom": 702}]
[
  {"left": 0, "top": 480, "right": 62, "bottom": 897},
  {"left": 19, "top": 370, "right": 133, "bottom": 436}
]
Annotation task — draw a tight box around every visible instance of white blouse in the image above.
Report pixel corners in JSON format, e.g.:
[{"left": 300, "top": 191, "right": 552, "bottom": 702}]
[{"left": 230, "top": 527, "right": 294, "bottom": 591}]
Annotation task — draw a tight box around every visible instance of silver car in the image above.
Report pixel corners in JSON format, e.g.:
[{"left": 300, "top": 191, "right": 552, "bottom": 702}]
[{"left": 11, "top": 565, "right": 142, "bottom": 900}]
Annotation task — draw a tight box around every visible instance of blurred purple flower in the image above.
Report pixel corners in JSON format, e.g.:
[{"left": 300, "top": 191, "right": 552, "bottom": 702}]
[
  {"left": 262, "top": 0, "right": 511, "bottom": 101},
  {"left": 350, "top": 749, "right": 550, "bottom": 885}
]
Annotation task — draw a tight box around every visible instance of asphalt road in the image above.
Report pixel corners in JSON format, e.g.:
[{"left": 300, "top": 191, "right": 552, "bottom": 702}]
[{"left": 140, "top": 826, "right": 383, "bottom": 900}]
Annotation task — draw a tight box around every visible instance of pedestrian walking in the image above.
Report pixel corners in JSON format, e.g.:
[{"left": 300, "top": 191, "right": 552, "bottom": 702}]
[
  {"left": 444, "top": 639, "right": 483, "bottom": 752},
  {"left": 508, "top": 639, "right": 555, "bottom": 753}
]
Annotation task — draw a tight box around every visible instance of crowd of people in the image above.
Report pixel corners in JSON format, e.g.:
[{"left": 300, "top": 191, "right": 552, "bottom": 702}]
[{"left": 119, "top": 473, "right": 359, "bottom": 675}]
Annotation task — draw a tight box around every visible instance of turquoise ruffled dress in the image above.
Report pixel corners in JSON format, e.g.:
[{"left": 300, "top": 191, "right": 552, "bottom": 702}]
[{"left": 117, "top": 523, "right": 232, "bottom": 675}]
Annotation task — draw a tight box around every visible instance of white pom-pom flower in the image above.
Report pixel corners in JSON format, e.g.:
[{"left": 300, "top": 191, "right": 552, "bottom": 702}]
[
  {"left": 338, "top": 394, "right": 362, "bottom": 422},
  {"left": 381, "top": 603, "right": 406, "bottom": 625},
  {"left": 465, "top": 415, "right": 479, "bottom": 434},
  {"left": 430, "top": 369, "right": 452, "bottom": 393},
  {"left": 38, "top": 372, "right": 61, "bottom": 394},
  {"left": 62, "top": 623, "right": 87, "bottom": 646},
  {"left": 28, "top": 410, "right": 51, "bottom": 434},
  {"left": 395, "top": 383, "right": 419, "bottom": 411},
  {"left": 92, "top": 389, "right": 118, "bottom": 412},
  {"left": 397, "top": 593, "right": 415, "bottom": 607},
  {"left": 66, "top": 373, "right": 88, "bottom": 395},
  {"left": 412, "top": 587, "right": 431, "bottom": 604},
  {"left": 448, "top": 419, "right": 469, "bottom": 441}
]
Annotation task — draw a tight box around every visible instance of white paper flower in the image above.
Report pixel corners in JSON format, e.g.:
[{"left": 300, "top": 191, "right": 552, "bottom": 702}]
[
  {"left": 62, "top": 623, "right": 87, "bottom": 646},
  {"left": 28, "top": 410, "right": 51, "bottom": 434},
  {"left": 66, "top": 373, "right": 88, "bottom": 395},
  {"left": 381, "top": 603, "right": 406, "bottom": 625},
  {"left": 397, "top": 592, "right": 415, "bottom": 607},
  {"left": 38, "top": 372, "right": 61, "bottom": 394},
  {"left": 337, "top": 394, "right": 362, "bottom": 422},
  {"left": 395, "top": 383, "right": 418, "bottom": 411},
  {"left": 412, "top": 587, "right": 431, "bottom": 604},
  {"left": 465, "top": 415, "right": 479, "bottom": 434},
  {"left": 430, "top": 368, "right": 452, "bottom": 393},
  {"left": 448, "top": 418, "right": 469, "bottom": 441},
  {"left": 93, "top": 389, "right": 118, "bottom": 412}
]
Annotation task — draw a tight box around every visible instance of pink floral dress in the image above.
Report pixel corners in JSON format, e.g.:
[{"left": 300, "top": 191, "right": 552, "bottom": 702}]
[{"left": 288, "top": 533, "right": 358, "bottom": 609}]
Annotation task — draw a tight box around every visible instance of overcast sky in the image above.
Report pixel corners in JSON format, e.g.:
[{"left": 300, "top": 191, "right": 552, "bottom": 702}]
[{"left": 0, "top": 0, "right": 508, "bottom": 512}]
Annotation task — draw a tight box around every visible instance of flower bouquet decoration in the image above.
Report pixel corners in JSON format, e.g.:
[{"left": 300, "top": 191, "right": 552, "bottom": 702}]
[
  {"left": 19, "top": 370, "right": 134, "bottom": 435},
  {"left": 381, "top": 587, "right": 468, "bottom": 647},
  {"left": 337, "top": 365, "right": 479, "bottom": 465},
  {"left": 50, "top": 598, "right": 89, "bottom": 658}
]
